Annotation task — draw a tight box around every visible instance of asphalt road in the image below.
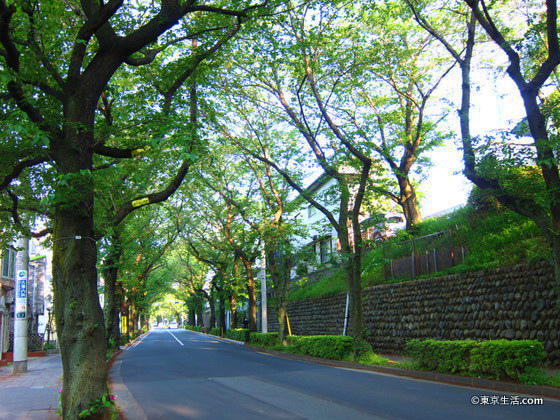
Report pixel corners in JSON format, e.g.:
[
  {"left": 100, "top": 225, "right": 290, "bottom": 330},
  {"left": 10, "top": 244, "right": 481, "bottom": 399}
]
[{"left": 111, "top": 329, "right": 560, "bottom": 420}]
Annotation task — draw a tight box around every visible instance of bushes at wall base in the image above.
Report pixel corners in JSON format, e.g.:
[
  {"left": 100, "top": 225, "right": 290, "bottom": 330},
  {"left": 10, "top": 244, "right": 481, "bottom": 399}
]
[
  {"left": 469, "top": 340, "right": 546, "bottom": 380},
  {"left": 405, "top": 339, "right": 477, "bottom": 373},
  {"left": 249, "top": 332, "right": 279, "bottom": 347},
  {"left": 405, "top": 339, "right": 545, "bottom": 380},
  {"left": 210, "top": 327, "right": 221, "bottom": 336},
  {"left": 288, "top": 335, "right": 353, "bottom": 360},
  {"left": 184, "top": 325, "right": 202, "bottom": 332},
  {"left": 225, "top": 328, "right": 250, "bottom": 342}
]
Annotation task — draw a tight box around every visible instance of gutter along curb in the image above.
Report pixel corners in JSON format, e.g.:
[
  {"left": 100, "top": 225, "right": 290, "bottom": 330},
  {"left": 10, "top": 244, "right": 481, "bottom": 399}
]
[{"left": 244, "top": 345, "right": 560, "bottom": 401}]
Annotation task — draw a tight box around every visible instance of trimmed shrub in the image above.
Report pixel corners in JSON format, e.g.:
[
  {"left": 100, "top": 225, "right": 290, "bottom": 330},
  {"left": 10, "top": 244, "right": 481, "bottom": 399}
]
[
  {"left": 288, "top": 335, "right": 353, "bottom": 360},
  {"left": 405, "top": 339, "right": 477, "bottom": 373},
  {"left": 209, "top": 327, "right": 221, "bottom": 336},
  {"left": 184, "top": 325, "right": 202, "bottom": 332},
  {"left": 249, "top": 332, "right": 278, "bottom": 347},
  {"left": 470, "top": 339, "right": 545, "bottom": 380},
  {"left": 405, "top": 339, "right": 545, "bottom": 380},
  {"left": 225, "top": 328, "right": 250, "bottom": 342}
]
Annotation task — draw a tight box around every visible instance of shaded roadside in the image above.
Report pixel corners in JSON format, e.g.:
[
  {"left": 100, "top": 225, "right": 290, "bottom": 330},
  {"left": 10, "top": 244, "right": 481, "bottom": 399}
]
[{"left": 0, "top": 354, "right": 61, "bottom": 420}]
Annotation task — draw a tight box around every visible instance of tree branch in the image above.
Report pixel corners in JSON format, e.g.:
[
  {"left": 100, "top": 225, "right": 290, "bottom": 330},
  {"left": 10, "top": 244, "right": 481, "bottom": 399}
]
[{"left": 0, "top": 155, "right": 49, "bottom": 191}]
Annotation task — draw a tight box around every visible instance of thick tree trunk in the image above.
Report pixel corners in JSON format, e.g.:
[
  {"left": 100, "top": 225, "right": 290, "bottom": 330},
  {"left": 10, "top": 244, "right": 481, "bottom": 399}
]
[
  {"left": 53, "top": 212, "right": 108, "bottom": 420},
  {"left": 267, "top": 248, "right": 290, "bottom": 345},
  {"left": 242, "top": 260, "right": 258, "bottom": 332},
  {"left": 195, "top": 297, "right": 203, "bottom": 327},
  {"left": 229, "top": 294, "right": 237, "bottom": 329},
  {"left": 142, "top": 314, "right": 150, "bottom": 332},
  {"left": 128, "top": 305, "right": 138, "bottom": 337},
  {"left": 398, "top": 177, "right": 422, "bottom": 230},
  {"left": 52, "top": 113, "right": 108, "bottom": 419},
  {"left": 188, "top": 307, "right": 195, "bottom": 326},
  {"left": 276, "top": 303, "right": 289, "bottom": 345},
  {"left": 102, "top": 241, "right": 122, "bottom": 350},
  {"left": 207, "top": 295, "right": 216, "bottom": 328},
  {"left": 338, "top": 223, "right": 366, "bottom": 354}
]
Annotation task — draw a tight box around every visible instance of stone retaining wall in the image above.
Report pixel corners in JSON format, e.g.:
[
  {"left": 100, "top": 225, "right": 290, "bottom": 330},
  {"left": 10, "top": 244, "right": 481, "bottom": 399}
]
[{"left": 266, "top": 261, "right": 560, "bottom": 365}]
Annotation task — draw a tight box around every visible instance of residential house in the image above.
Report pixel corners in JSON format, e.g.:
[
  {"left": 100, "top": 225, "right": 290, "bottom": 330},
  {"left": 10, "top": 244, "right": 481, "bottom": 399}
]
[{"left": 0, "top": 245, "right": 16, "bottom": 355}]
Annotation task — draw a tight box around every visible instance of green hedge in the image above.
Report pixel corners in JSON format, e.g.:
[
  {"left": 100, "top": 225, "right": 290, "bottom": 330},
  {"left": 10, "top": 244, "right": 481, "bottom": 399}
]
[
  {"left": 405, "top": 339, "right": 545, "bottom": 380},
  {"left": 406, "top": 339, "right": 478, "bottom": 373},
  {"left": 184, "top": 325, "right": 202, "bottom": 332},
  {"left": 249, "top": 332, "right": 279, "bottom": 347},
  {"left": 288, "top": 335, "right": 353, "bottom": 360},
  {"left": 225, "top": 328, "right": 250, "bottom": 342},
  {"left": 210, "top": 327, "right": 221, "bottom": 336},
  {"left": 470, "top": 340, "right": 546, "bottom": 380}
]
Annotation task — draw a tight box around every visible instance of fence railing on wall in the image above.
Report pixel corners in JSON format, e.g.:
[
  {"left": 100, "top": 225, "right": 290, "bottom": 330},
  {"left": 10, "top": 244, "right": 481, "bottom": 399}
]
[{"left": 382, "top": 230, "right": 466, "bottom": 281}]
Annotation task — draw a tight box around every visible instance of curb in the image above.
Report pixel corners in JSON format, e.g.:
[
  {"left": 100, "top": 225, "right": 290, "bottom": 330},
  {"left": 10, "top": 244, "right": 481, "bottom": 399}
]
[
  {"left": 182, "top": 329, "right": 246, "bottom": 345},
  {"left": 245, "top": 346, "right": 560, "bottom": 401}
]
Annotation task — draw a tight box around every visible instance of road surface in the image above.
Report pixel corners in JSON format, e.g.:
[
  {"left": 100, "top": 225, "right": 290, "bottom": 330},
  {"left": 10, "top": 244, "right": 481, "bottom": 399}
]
[{"left": 111, "top": 328, "right": 560, "bottom": 420}]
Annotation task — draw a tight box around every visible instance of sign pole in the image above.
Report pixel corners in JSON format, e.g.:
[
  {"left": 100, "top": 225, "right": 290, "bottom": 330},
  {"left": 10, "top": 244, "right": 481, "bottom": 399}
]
[
  {"left": 261, "top": 246, "right": 267, "bottom": 333},
  {"left": 13, "top": 238, "right": 29, "bottom": 374}
]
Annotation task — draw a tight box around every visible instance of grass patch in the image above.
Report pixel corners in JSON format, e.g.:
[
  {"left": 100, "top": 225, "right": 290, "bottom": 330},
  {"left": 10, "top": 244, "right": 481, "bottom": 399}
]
[
  {"left": 519, "top": 368, "right": 560, "bottom": 387},
  {"left": 289, "top": 269, "right": 346, "bottom": 301},
  {"left": 345, "top": 351, "right": 390, "bottom": 366},
  {"left": 289, "top": 205, "right": 550, "bottom": 301}
]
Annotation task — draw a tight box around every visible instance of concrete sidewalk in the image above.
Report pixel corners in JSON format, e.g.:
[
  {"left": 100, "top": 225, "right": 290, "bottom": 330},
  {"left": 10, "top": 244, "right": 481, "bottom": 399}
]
[{"left": 0, "top": 355, "right": 61, "bottom": 420}]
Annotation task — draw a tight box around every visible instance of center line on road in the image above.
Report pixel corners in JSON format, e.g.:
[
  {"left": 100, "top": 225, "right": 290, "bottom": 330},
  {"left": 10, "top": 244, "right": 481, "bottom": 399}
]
[{"left": 167, "top": 330, "right": 184, "bottom": 346}]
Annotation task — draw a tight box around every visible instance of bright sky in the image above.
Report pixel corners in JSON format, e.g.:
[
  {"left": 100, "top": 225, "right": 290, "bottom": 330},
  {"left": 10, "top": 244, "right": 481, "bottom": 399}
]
[{"left": 419, "top": 67, "right": 526, "bottom": 218}]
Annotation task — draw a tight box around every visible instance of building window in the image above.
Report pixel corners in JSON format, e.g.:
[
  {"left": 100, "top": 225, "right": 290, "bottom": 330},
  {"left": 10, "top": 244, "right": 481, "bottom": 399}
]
[
  {"left": 319, "top": 237, "right": 331, "bottom": 264},
  {"left": 1, "top": 248, "right": 16, "bottom": 279},
  {"left": 308, "top": 205, "right": 316, "bottom": 218}
]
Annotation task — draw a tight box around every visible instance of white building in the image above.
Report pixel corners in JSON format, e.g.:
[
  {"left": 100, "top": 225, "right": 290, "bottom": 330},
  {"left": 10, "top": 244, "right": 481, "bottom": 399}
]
[{"left": 0, "top": 244, "right": 16, "bottom": 354}]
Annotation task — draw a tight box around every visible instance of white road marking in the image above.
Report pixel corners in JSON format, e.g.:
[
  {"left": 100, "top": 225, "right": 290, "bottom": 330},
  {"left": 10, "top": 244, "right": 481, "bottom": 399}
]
[
  {"left": 167, "top": 330, "right": 184, "bottom": 346},
  {"left": 127, "top": 331, "right": 151, "bottom": 350}
]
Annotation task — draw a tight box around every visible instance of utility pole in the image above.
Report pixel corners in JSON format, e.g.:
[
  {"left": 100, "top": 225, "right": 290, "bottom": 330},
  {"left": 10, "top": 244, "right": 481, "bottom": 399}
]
[
  {"left": 13, "top": 237, "right": 29, "bottom": 374},
  {"left": 260, "top": 246, "right": 267, "bottom": 333}
]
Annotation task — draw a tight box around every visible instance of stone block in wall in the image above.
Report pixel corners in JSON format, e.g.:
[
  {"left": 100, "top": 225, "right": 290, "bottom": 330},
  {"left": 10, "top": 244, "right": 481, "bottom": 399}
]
[{"left": 273, "top": 261, "right": 559, "bottom": 365}]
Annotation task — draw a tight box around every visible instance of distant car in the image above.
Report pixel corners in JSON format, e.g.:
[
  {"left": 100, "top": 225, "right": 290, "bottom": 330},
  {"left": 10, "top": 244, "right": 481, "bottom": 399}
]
[
  {"left": 362, "top": 212, "right": 406, "bottom": 241},
  {"left": 169, "top": 321, "right": 178, "bottom": 329}
]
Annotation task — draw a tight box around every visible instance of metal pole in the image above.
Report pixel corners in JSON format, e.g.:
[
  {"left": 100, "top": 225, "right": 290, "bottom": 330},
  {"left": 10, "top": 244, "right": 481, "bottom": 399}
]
[
  {"left": 13, "top": 238, "right": 29, "bottom": 374},
  {"left": 342, "top": 292, "right": 350, "bottom": 336},
  {"left": 260, "top": 246, "right": 267, "bottom": 333}
]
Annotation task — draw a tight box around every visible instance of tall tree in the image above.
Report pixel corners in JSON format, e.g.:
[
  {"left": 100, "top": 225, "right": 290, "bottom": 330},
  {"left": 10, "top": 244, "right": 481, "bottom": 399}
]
[
  {"left": 214, "top": 1, "right": 451, "bottom": 349},
  {"left": 461, "top": 0, "right": 560, "bottom": 302},
  {"left": 0, "top": 1, "right": 267, "bottom": 417}
]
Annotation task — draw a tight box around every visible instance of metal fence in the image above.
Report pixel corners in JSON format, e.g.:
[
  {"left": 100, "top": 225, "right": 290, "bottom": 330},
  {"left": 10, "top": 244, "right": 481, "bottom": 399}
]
[
  {"left": 382, "top": 230, "right": 466, "bottom": 280},
  {"left": 8, "top": 332, "right": 44, "bottom": 352}
]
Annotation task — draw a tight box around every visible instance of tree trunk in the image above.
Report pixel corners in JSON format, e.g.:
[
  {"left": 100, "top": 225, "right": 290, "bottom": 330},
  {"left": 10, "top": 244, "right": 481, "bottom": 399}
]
[
  {"left": 338, "top": 222, "right": 366, "bottom": 354},
  {"left": 276, "top": 303, "right": 289, "bottom": 345},
  {"left": 102, "top": 240, "right": 122, "bottom": 350},
  {"left": 188, "top": 307, "right": 195, "bottom": 326},
  {"left": 207, "top": 293, "right": 216, "bottom": 328},
  {"left": 128, "top": 305, "right": 138, "bottom": 337},
  {"left": 229, "top": 294, "right": 237, "bottom": 329},
  {"left": 267, "top": 247, "right": 290, "bottom": 345},
  {"left": 195, "top": 297, "right": 203, "bottom": 327},
  {"left": 242, "top": 259, "right": 258, "bottom": 332},
  {"left": 121, "top": 301, "right": 130, "bottom": 342},
  {"left": 52, "top": 127, "right": 108, "bottom": 419},
  {"left": 218, "top": 295, "right": 226, "bottom": 335},
  {"left": 142, "top": 314, "right": 150, "bottom": 332},
  {"left": 398, "top": 177, "right": 422, "bottom": 230}
]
